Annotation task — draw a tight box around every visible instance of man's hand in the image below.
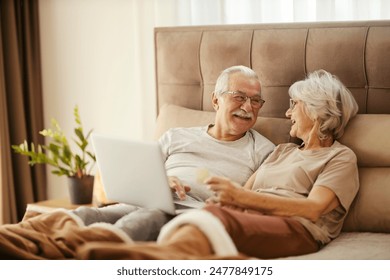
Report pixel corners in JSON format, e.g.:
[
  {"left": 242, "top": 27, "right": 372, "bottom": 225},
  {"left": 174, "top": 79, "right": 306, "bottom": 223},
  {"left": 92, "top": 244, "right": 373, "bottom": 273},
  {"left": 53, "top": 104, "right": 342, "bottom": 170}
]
[{"left": 168, "top": 176, "right": 191, "bottom": 200}]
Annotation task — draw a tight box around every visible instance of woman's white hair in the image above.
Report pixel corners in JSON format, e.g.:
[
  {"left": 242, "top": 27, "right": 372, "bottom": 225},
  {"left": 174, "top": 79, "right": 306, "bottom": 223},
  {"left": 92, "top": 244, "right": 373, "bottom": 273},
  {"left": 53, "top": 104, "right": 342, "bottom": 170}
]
[
  {"left": 214, "top": 65, "right": 260, "bottom": 96},
  {"left": 289, "top": 69, "right": 359, "bottom": 140}
]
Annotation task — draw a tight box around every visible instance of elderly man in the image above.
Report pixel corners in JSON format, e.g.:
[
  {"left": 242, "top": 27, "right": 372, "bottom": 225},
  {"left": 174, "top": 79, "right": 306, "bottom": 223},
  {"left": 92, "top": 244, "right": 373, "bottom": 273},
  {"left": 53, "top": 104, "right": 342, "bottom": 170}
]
[{"left": 73, "top": 65, "right": 274, "bottom": 240}]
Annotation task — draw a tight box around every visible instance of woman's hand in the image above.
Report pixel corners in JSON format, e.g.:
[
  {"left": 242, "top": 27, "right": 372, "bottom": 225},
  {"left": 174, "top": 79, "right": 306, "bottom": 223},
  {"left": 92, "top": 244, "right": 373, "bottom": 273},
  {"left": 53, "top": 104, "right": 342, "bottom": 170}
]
[
  {"left": 168, "top": 176, "right": 191, "bottom": 200},
  {"left": 205, "top": 176, "right": 244, "bottom": 208}
]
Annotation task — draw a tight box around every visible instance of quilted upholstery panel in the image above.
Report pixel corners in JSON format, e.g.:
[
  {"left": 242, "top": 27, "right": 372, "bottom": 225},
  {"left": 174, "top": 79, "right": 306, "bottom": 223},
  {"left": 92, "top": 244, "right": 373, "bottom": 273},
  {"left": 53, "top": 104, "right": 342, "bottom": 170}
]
[{"left": 155, "top": 21, "right": 390, "bottom": 116}]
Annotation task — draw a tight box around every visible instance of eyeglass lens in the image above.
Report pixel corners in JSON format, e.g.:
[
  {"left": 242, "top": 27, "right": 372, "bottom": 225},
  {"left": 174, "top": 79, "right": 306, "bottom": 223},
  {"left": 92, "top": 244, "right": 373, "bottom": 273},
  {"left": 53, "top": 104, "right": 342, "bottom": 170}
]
[{"left": 290, "top": 99, "right": 296, "bottom": 110}]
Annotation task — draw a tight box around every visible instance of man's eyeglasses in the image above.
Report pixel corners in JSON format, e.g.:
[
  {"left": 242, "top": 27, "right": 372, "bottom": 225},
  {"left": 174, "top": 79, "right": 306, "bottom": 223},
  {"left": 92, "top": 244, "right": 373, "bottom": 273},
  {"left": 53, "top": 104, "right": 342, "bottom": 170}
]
[
  {"left": 223, "top": 91, "right": 265, "bottom": 109},
  {"left": 289, "top": 99, "right": 297, "bottom": 110}
]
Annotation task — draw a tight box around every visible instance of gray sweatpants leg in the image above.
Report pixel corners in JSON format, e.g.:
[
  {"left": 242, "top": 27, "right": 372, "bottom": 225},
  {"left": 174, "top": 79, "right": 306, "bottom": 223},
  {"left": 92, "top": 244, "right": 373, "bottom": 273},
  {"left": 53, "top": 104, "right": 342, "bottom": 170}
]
[
  {"left": 114, "top": 208, "right": 172, "bottom": 241},
  {"left": 72, "top": 203, "right": 139, "bottom": 225}
]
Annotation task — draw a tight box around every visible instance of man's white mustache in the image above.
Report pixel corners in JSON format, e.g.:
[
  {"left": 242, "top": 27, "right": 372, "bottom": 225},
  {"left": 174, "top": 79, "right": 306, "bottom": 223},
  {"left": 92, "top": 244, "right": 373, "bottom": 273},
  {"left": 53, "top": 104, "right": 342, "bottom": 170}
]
[{"left": 232, "top": 110, "right": 254, "bottom": 119}]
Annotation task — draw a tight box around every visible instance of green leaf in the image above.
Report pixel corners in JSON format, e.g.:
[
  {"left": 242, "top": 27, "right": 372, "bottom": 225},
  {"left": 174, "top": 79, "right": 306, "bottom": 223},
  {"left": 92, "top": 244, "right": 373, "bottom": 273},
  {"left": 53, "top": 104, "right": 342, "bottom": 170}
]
[
  {"left": 74, "top": 105, "right": 81, "bottom": 126},
  {"left": 11, "top": 105, "right": 96, "bottom": 179}
]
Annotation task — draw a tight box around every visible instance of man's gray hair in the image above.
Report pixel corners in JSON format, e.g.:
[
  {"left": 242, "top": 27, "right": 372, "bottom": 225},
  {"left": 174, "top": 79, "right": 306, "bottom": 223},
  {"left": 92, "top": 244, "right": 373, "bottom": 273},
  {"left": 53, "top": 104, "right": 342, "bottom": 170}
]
[
  {"left": 289, "top": 69, "right": 359, "bottom": 140},
  {"left": 214, "top": 65, "right": 260, "bottom": 96}
]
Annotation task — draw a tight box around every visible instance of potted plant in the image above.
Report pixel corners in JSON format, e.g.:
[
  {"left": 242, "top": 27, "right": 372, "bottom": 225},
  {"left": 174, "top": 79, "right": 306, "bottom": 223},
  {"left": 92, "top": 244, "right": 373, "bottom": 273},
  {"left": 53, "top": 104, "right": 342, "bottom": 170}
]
[{"left": 12, "top": 105, "right": 96, "bottom": 204}]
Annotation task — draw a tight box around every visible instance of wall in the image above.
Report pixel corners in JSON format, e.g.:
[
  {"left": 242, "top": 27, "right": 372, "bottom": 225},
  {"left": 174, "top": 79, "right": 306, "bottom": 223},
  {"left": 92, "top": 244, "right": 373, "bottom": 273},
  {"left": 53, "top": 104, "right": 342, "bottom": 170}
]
[{"left": 39, "top": 0, "right": 157, "bottom": 199}]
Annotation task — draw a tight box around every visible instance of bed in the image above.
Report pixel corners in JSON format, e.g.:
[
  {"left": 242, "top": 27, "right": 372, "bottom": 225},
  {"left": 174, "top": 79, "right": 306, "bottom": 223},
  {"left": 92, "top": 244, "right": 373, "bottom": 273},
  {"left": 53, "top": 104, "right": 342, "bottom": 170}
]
[{"left": 152, "top": 20, "right": 390, "bottom": 259}]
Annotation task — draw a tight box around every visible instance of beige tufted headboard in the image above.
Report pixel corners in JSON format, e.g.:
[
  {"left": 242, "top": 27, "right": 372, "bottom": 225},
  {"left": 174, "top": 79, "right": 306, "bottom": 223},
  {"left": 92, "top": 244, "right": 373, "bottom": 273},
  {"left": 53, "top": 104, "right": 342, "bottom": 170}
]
[{"left": 154, "top": 20, "right": 390, "bottom": 118}]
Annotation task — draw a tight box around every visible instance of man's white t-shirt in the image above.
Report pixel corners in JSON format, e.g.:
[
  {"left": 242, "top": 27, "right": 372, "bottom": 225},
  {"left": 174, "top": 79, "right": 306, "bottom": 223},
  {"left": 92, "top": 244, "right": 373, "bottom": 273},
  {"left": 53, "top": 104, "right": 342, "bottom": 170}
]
[{"left": 159, "top": 126, "right": 275, "bottom": 201}]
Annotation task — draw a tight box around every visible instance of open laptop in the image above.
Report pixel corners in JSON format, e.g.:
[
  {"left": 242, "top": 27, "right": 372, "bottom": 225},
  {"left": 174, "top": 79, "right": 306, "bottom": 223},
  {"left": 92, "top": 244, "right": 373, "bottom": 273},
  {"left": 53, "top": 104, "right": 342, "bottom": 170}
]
[{"left": 91, "top": 133, "right": 205, "bottom": 215}]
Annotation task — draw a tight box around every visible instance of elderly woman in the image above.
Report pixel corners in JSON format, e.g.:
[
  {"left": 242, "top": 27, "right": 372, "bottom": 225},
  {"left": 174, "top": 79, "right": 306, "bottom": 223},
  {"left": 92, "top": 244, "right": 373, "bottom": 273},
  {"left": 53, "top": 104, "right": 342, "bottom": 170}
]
[{"left": 79, "top": 69, "right": 359, "bottom": 260}]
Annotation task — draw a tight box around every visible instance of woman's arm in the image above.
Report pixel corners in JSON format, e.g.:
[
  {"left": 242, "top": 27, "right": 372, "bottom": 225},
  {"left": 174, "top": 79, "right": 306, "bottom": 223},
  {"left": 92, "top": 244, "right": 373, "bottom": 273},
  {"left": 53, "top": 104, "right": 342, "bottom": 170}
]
[
  {"left": 243, "top": 171, "right": 257, "bottom": 190},
  {"left": 206, "top": 176, "right": 340, "bottom": 222}
]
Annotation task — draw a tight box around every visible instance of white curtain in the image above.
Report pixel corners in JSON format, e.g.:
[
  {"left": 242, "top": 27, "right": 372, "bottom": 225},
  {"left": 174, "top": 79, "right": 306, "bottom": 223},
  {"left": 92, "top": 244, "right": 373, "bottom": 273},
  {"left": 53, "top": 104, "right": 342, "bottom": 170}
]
[{"left": 153, "top": 0, "right": 390, "bottom": 26}]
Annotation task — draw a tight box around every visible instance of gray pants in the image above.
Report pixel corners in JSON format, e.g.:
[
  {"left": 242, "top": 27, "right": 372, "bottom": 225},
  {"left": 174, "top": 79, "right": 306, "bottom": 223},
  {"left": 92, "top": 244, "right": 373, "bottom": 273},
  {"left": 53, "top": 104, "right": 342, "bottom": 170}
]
[{"left": 72, "top": 203, "right": 172, "bottom": 241}]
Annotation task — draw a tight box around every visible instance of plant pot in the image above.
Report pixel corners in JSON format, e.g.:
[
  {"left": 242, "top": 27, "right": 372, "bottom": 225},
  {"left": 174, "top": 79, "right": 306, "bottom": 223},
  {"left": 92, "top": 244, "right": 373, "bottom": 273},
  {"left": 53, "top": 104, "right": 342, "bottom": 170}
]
[{"left": 68, "top": 175, "right": 94, "bottom": 204}]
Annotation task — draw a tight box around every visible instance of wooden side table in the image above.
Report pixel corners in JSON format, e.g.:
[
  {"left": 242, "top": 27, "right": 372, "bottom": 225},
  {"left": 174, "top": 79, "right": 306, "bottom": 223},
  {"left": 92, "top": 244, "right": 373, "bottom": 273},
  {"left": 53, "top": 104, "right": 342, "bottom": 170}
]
[
  {"left": 23, "top": 198, "right": 99, "bottom": 221},
  {"left": 24, "top": 197, "right": 119, "bottom": 220},
  {"left": 28, "top": 198, "right": 97, "bottom": 210}
]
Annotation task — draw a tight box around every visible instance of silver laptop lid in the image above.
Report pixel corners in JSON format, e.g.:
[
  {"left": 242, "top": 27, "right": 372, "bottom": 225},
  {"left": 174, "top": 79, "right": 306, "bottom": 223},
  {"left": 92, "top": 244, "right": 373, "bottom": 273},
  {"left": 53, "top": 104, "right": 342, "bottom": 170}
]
[{"left": 91, "top": 133, "right": 176, "bottom": 215}]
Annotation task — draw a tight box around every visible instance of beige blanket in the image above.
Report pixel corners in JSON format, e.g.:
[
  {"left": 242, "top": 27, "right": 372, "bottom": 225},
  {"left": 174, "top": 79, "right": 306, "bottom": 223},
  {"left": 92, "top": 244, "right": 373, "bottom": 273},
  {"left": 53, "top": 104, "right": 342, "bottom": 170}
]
[
  {"left": 0, "top": 209, "right": 128, "bottom": 259},
  {"left": 0, "top": 209, "right": 246, "bottom": 260}
]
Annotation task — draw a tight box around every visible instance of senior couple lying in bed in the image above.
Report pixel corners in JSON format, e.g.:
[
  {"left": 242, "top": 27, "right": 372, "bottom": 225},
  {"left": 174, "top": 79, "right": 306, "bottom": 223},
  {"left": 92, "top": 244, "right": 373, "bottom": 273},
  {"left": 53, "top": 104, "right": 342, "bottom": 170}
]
[{"left": 0, "top": 65, "right": 359, "bottom": 260}]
